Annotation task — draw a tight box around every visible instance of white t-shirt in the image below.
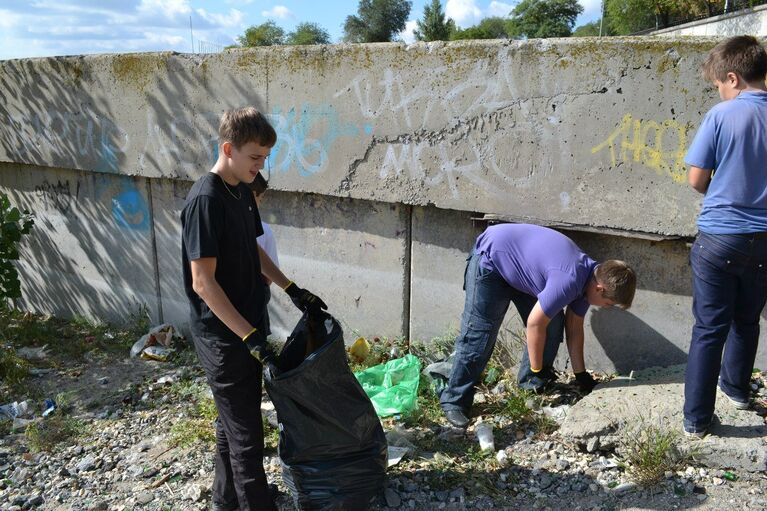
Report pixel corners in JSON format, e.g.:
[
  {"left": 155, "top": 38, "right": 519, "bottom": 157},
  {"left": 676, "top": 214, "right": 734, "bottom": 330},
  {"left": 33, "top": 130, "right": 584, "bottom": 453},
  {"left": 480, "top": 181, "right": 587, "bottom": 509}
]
[{"left": 257, "top": 221, "right": 279, "bottom": 268}]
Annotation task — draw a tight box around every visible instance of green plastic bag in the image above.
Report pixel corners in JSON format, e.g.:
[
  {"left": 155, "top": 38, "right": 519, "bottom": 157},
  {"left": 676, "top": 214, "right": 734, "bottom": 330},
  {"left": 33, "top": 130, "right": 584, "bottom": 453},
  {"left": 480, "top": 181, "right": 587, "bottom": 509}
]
[{"left": 354, "top": 354, "right": 421, "bottom": 417}]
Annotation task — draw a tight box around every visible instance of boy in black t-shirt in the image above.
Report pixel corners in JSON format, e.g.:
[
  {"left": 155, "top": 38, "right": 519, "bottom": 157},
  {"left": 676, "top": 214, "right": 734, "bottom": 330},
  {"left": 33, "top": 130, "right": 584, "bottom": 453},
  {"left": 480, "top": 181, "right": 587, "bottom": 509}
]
[{"left": 181, "top": 107, "right": 326, "bottom": 511}]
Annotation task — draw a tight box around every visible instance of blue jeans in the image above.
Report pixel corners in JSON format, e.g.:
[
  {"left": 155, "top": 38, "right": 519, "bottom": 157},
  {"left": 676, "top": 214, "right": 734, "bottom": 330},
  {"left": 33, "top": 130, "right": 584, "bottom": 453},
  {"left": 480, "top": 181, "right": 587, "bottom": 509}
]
[
  {"left": 440, "top": 252, "right": 565, "bottom": 413},
  {"left": 683, "top": 232, "right": 767, "bottom": 432}
]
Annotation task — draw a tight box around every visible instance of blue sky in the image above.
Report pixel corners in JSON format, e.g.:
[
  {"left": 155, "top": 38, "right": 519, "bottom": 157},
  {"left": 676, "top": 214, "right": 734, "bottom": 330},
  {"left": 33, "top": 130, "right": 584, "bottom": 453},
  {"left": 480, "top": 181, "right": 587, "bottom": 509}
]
[{"left": 0, "top": 0, "right": 603, "bottom": 60}]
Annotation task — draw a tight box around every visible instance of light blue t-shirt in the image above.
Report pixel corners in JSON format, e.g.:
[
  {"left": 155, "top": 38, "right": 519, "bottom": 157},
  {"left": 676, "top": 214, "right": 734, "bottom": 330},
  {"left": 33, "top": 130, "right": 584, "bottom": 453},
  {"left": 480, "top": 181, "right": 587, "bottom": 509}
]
[
  {"left": 475, "top": 224, "right": 597, "bottom": 318},
  {"left": 685, "top": 91, "right": 767, "bottom": 234}
]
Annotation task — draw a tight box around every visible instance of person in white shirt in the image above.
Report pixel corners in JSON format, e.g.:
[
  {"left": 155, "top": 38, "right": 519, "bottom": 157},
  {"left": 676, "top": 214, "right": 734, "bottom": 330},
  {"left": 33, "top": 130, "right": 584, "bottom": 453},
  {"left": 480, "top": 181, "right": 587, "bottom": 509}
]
[{"left": 249, "top": 172, "right": 279, "bottom": 334}]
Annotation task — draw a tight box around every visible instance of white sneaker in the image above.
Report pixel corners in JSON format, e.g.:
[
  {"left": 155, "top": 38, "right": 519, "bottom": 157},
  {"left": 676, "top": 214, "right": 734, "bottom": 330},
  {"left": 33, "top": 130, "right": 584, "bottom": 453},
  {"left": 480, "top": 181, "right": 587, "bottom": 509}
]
[{"left": 718, "top": 382, "right": 750, "bottom": 410}]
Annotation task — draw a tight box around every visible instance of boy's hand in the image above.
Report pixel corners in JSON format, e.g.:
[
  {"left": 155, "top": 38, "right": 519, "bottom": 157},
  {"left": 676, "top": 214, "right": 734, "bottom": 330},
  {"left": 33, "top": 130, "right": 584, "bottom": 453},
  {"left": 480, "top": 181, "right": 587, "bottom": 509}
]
[
  {"left": 284, "top": 282, "right": 328, "bottom": 314},
  {"left": 574, "top": 371, "right": 597, "bottom": 393}
]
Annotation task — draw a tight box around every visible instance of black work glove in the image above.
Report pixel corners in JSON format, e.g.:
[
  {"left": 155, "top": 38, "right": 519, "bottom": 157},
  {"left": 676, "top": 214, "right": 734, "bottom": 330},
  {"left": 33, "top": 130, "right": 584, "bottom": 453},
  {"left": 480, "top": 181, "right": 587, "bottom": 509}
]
[
  {"left": 539, "top": 366, "right": 558, "bottom": 383},
  {"left": 243, "top": 328, "right": 277, "bottom": 367},
  {"left": 284, "top": 282, "right": 328, "bottom": 315},
  {"left": 574, "top": 371, "right": 598, "bottom": 393}
]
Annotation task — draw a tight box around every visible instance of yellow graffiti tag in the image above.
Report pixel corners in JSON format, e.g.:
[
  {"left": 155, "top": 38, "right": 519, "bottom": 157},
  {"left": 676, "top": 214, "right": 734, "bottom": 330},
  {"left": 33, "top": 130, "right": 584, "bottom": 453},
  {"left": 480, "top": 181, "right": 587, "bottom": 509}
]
[{"left": 591, "top": 114, "right": 691, "bottom": 183}]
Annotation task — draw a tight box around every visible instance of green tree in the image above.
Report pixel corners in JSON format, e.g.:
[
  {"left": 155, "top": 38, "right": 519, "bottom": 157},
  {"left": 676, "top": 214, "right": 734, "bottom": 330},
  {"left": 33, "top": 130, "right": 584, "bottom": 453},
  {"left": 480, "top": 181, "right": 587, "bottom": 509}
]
[
  {"left": 0, "top": 194, "right": 33, "bottom": 304},
  {"left": 605, "top": 0, "right": 689, "bottom": 34},
  {"left": 343, "top": 0, "right": 412, "bottom": 42},
  {"left": 286, "top": 22, "right": 331, "bottom": 45},
  {"left": 414, "top": 0, "right": 455, "bottom": 41},
  {"left": 236, "top": 20, "right": 285, "bottom": 47},
  {"left": 449, "top": 17, "right": 511, "bottom": 40},
  {"left": 572, "top": 19, "right": 616, "bottom": 36},
  {"left": 507, "top": 0, "right": 583, "bottom": 38}
]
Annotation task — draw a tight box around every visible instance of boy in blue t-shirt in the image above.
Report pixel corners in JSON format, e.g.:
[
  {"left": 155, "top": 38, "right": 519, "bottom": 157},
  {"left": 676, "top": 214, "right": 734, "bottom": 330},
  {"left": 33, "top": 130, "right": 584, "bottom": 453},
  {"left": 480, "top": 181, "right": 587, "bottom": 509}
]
[{"left": 683, "top": 36, "right": 767, "bottom": 437}]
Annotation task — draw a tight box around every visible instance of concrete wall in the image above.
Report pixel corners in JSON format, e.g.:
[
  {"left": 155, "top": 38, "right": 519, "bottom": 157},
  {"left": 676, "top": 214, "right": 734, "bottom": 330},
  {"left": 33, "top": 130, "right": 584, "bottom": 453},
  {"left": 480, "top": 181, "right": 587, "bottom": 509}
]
[
  {"left": 654, "top": 5, "right": 767, "bottom": 37},
  {"left": 3, "top": 38, "right": 767, "bottom": 374}
]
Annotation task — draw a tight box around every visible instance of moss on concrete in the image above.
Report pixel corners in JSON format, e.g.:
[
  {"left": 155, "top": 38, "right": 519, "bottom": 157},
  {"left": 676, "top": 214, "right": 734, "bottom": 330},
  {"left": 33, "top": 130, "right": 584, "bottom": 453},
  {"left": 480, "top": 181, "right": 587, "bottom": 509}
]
[{"left": 111, "top": 53, "right": 170, "bottom": 92}]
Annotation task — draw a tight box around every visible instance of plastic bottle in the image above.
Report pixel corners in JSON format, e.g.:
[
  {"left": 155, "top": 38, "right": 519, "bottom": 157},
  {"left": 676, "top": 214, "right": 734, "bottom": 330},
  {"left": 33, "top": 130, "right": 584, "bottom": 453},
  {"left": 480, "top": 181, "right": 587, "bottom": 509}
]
[{"left": 475, "top": 422, "right": 495, "bottom": 452}]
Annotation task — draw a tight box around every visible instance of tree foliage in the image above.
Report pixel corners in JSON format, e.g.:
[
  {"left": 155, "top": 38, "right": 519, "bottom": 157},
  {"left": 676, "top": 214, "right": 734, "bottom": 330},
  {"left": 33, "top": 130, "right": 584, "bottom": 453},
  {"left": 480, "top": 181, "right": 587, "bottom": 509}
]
[
  {"left": 286, "top": 22, "right": 331, "bottom": 45},
  {"left": 343, "top": 0, "right": 412, "bottom": 42},
  {"left": 507, "top": 0, "right": 583, "bottom": 38},
  {"left": 414, "top": 0, "right": 455, "bottom": 41},
  {"left": 450, "top": 17, "right": 512, "bottom": 40},
  {"left": 604, "top": 0, "right": 714, "bottom": 34},
  {"left": 572, "top": 19, "right": 616, "bottom": 36},
  {"left": 0, "top": 194, "right": 33, "bottom": 304},
  {"left": 237, "top": 21, "right": 285, "bottom": 46}
]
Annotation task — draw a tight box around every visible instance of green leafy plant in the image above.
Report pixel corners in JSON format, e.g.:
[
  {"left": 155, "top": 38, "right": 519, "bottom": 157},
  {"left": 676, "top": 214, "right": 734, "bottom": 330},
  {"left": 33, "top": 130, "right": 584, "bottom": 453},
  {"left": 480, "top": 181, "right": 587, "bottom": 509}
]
[
  {"left": 0, "top": 193, "right": 33, "bottom": 305},
  {"left": 618, "top": 416, "right": 693, "bottom": 486},
  {"left": 25, "top": 415, "right": 84, "bottom": 452}
]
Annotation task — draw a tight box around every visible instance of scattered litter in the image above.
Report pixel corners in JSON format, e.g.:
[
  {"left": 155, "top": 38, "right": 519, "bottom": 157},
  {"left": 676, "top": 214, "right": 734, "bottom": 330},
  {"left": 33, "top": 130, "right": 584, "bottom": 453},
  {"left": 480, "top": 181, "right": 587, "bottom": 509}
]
[
  {"left": 387, "top": 446, "right": 410, "bottom": 467},
  {"left": 0, "top": 400, "right": 33, "bottom": 420},
  {"left": 348, "top": 337, "right": 370, "bottom": 363},
  {"left": 385, "top": 427, "right": 417, "bottom": 454},
  {"left": 98, "top": 377, "right": 109, "bottom": 385},
  {"left": 28, "top": 368, "right": 52, "bottom": 376},
  {"left": 475, "top": 421, "right": 495, "bottom": 452},
  {"left": 723, "top": 471, "right": 738, "bottom": 481},
  {"left": 389, "top": 346, "right": 402, "bottom": 359},
  {"left": 140, "top": 346, "right": 174, "bottom": 362},
  {"left": 41, "top": 398, "right": 56, "bottom": 417},
  {"left": 130, "top": 324, "right": 179, "bottom": 359},
  {"left": 423, "top": 353, "right": 455, "bottom": 395},
  {"left": 541, "top": 404, "right": 570, "bottom": 423},
  {"left": 355, "top": 354, "right": 421, "bottom": 417},
  {"left": 155, "top": 375, "right": 176, "bottom": 385},
  {"left": 589, "top": 456, "right": 619, "bottom": 469},
  {"left": 495, "top": 449, "right": 509, "bottom": 466},
  {"left": 16, "top": 345, "right": 48, "bottom": 360}
]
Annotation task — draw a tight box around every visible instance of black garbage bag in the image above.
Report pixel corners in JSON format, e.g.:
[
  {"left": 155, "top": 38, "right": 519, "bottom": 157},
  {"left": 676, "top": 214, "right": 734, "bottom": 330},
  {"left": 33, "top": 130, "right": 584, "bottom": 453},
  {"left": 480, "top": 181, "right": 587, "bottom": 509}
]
[{"left": 264, "top": 311, "right": 387, "bottom": 511}]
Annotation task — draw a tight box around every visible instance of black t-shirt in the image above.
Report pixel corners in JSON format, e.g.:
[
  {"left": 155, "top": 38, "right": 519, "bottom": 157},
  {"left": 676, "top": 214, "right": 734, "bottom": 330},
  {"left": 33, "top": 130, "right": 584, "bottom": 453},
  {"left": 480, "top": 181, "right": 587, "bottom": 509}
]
[{"left": 181, "top": 172, "right": 266, "bottom": 339}]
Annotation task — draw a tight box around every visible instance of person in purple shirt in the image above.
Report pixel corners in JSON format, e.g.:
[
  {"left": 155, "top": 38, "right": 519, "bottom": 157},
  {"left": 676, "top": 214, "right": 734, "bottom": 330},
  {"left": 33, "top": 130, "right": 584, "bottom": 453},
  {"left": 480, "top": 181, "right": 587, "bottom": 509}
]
[
  {"left": 440, "top": 223, "right": 636, "bottom": 428},
  {"left": 683, "top": 36, "right": 767, "bottom": 437}
]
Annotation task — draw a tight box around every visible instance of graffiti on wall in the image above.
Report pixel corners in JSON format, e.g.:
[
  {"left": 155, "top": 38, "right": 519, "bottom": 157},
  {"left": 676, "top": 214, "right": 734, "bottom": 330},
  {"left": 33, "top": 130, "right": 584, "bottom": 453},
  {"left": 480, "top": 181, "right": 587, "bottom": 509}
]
[
  {"left": 591, "top": 114, "right": 692, "bottom": 183},
  {"left": 269, "top": 104, "right": 361, "bottom": 177},
  {"left": 34, "top": 179, "right": 79, "bottom": 215}
]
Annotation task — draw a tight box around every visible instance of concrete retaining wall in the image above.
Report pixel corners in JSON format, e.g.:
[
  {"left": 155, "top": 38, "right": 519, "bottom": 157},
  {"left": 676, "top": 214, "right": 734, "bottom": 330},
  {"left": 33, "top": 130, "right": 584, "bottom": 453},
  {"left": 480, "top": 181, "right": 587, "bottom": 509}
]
[{"left": 3, "top": 38, "right": 766, "bottom": 374}]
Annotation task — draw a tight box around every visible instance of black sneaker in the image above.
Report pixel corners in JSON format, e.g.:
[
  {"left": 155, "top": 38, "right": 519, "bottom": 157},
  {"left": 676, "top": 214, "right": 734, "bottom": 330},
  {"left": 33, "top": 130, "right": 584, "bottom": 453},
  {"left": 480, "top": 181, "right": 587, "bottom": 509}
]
[
  {"left": 210, "top": 500, "right": 238, "bottom": 511},
  {"left": 444, "top": 409, "right": 470, "bottom": 428}
]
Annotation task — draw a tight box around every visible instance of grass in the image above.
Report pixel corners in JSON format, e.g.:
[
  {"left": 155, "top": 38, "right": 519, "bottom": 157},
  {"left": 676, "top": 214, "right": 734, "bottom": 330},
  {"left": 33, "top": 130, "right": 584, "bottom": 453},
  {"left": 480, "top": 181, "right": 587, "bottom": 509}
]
[
  {"left": 0, "top": 305, "right": 149, "bottom": 362},
  {"left": 167, "top": 377, "right": 218, "bottom": 447},
  {"left": 618, "top": 415, "right": 694, "bottom": 486},
  {"left": 24, "top": 414, "right": 84, "bottom": 452}
]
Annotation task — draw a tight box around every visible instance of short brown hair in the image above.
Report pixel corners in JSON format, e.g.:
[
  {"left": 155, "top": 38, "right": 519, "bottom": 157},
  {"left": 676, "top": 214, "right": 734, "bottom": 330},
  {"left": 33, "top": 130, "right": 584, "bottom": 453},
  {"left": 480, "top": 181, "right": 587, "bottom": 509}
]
[
  {"left": 595, "top": 260, "right": 636, "bottom": 309},
  {"left": 219, "top": 107, "right": 277, "bottom": 149},
  {"left": 248, "top": 172, "right": 268, "bottom": 195},
  {"left": 702, "top": 35, "right": 767, "bottom": 83}
]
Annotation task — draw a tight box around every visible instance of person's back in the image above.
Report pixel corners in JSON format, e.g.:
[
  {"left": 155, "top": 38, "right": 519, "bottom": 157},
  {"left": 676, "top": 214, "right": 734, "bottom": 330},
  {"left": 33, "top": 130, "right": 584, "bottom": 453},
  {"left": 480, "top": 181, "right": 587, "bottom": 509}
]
[
  {"left": 683, "top": 35, "right": 767, "bottom": 438},
  {"left": 691, "top": 90, "right": 767, "bottom": 233}
]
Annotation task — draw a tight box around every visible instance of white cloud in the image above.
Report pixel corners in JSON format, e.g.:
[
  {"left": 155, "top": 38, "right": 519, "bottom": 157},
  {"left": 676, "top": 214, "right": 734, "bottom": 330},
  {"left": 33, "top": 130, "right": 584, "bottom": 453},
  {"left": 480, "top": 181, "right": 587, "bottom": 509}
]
[
  {"left": 486, "top": 1, "right": 514, "bottom": 17},
  {"left": 137, "top": 0, "right": 192, "bottom": 18},
  {"left": 400, "top": 19, "right": 418, "bottom": 44},
  {"left": 446, "top": 0, "right": 483, "bottom": 28},
  {"left": 261, "top": 5, "right": 294, "bottom": 20},
  {"left": 196, "top": 8, "right": 244, "bottom": 28}
]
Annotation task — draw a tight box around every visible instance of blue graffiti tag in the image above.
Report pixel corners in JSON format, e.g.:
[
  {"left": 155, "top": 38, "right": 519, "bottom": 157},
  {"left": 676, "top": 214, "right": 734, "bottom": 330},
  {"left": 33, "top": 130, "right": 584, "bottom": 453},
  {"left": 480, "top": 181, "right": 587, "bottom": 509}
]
[
  {"left": 112, "top": 185, "right": 150, "bottom": 231},
  {"left": 269, "top": 104, "right": 361, "bottom": 177}
]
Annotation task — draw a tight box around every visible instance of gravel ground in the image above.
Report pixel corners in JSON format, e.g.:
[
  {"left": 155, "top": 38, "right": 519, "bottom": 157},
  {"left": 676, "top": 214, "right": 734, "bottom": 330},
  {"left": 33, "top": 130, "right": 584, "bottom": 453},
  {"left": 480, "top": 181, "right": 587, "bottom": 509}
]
[{"left": 2, "top": 343, "right": 767, "bottom": 511}]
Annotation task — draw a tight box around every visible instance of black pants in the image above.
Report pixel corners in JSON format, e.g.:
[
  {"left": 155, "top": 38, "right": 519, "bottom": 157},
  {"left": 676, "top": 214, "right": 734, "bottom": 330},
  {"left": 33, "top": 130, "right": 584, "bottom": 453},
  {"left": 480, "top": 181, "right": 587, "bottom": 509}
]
[{"left": 193, "top": 334, "right": 274, "bottom": 511}]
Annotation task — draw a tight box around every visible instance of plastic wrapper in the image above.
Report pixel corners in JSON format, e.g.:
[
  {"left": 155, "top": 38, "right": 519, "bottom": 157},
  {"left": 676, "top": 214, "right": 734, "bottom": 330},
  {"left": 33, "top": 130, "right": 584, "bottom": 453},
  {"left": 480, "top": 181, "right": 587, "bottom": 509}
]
[
  {"left": 354, "top": 354, "right": 421, "bottom": 417},
  {"left": 265, "top": 311, "right": 387, "bottom": 511}
]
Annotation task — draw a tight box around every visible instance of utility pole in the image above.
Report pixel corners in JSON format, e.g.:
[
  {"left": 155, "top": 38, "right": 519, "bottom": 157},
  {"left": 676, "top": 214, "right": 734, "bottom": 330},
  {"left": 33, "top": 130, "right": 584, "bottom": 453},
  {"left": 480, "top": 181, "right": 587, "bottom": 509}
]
[
  {"left": 599, "top": 0, "right": 605, "bottom": 36},
  {"left": 189, "top": 16, "right": 194, "bottom": 53}
]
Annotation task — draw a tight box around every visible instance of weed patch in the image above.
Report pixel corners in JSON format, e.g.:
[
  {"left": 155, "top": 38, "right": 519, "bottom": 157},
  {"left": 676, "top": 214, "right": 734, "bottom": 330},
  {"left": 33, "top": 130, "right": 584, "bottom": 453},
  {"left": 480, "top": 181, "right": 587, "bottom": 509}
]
[
  {"left": 618, "top": 416, "right": 693, "bottom": 486},
  {"left": 25, "top": 415, "right": 84, "bottom": 452}
]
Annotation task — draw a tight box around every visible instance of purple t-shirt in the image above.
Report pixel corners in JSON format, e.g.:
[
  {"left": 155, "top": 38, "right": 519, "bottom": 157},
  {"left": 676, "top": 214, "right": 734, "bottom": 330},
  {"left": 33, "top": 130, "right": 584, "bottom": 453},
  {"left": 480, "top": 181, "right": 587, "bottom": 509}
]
[{"left": 475, "top": 224, "right": 597, "bottom": 318}]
